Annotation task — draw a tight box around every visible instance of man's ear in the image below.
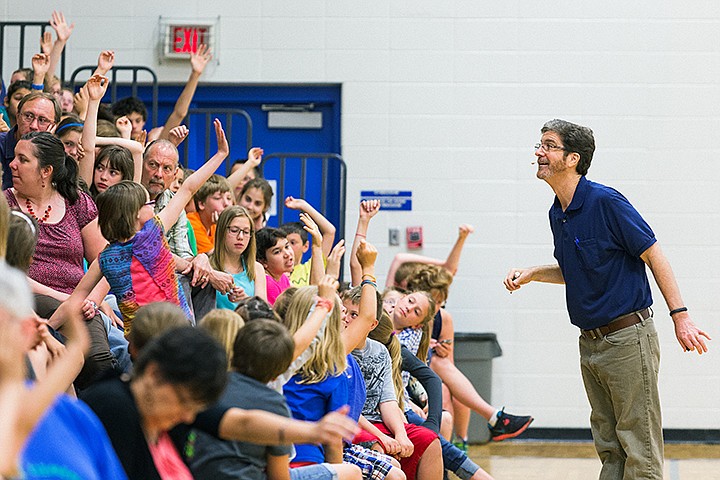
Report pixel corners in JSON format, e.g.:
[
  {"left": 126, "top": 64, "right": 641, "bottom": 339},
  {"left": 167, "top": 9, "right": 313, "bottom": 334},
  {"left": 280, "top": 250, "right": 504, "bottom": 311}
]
[
  {"left": 566, "top": 152, "right": 580, "bottom": 169},
  {"left": 302, "top": 241, "right": 310, "bottom": 254}
]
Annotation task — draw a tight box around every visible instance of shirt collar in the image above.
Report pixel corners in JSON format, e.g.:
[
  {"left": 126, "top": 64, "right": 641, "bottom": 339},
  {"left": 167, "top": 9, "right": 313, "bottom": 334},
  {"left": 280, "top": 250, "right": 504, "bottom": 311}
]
[{"left": 554, "top": 175, "right": 589, "bottom": 213}]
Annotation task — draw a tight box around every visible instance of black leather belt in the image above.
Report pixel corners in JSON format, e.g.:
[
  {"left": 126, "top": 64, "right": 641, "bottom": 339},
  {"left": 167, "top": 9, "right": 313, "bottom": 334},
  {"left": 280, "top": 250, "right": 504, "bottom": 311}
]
[{"left": 580, "top": 307, "right": 652, "bottom": 340}]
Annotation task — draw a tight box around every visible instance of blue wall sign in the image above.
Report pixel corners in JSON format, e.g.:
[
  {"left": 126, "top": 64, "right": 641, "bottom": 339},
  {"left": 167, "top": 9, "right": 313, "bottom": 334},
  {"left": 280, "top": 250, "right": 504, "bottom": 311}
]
[{"left": 360, "top": 190, "right": 412, "bottom": 211}]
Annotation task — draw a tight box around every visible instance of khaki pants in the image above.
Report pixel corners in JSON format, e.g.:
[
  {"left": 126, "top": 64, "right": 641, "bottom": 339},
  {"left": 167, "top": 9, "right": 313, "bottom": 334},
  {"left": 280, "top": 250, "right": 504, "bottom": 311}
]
[{"left": 579, "top": 317, "right": 663, "bottom": 480}]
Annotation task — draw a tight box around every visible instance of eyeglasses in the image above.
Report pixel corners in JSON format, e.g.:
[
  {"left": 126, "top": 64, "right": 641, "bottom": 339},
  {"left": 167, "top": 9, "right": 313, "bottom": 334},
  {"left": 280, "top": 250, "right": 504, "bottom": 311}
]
[
  {"left": 227, "top": 226, "right": 251, "bottom": 237},
  {"left": 20, "top": 111, "right": 54, "bottom": 129},
  {"left": 534, "top": 143, "right": 566, "bottom": 153},
  {"left": 144, "top": 200, "right": 156, "bottom": 208}
]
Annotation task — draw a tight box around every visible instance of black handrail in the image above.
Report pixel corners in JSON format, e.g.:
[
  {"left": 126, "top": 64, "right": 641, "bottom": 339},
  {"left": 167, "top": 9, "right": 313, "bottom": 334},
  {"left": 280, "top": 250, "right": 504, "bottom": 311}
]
[{"left": 0, "top": 21, "right": 67, "bottom": 84}]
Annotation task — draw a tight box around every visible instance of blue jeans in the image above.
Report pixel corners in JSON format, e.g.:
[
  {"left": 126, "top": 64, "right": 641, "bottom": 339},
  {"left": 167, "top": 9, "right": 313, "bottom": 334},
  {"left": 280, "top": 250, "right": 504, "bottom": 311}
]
[
  {"left": 405, "top": 409, "right": 478, "bottom": 480},
  {"left": 290, "top": 464, "right": 337, "bottom": 480}
]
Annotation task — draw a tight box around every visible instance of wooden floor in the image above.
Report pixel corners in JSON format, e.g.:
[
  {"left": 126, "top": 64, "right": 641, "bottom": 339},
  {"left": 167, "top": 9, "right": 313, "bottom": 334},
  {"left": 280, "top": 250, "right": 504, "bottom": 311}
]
[{"left": 464, "top": 442, "right": 720, "bottom": 479}]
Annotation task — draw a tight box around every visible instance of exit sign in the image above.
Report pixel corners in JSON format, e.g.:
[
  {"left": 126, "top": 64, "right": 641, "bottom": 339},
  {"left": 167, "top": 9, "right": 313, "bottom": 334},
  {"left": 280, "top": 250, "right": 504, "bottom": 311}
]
[{"left": 159, "top": 17, "right": 218, "bottom": 61}]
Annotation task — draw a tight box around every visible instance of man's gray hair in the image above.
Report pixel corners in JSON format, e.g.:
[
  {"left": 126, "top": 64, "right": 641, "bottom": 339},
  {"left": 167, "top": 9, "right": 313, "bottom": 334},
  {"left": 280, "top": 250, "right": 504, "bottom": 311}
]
[{"left": 0, "top": 262, "right": 34, "bottom": 319}]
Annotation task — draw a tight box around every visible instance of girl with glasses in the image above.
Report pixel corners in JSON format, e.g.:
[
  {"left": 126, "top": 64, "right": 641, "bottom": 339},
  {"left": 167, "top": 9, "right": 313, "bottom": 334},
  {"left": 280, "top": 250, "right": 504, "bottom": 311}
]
[{"left": 210, "top": 205, "right": 267, "bottom": 310}]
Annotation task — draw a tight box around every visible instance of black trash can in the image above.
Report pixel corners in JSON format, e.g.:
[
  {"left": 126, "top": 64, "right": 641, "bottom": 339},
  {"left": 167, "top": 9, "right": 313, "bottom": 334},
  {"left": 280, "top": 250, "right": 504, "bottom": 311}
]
[{"left": 452, "top": 332, "right": 502, "bottom": 444}]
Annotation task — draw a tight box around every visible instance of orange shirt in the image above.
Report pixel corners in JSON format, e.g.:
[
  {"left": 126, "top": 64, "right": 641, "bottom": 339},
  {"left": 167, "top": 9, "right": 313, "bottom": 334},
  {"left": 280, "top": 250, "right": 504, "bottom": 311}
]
[{"left": 187, "top": 211, "right": 216, "bottom": 254}]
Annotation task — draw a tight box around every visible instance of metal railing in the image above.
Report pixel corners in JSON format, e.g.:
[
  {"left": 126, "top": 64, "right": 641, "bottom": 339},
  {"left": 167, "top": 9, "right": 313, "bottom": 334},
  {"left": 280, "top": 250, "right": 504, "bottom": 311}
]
[
  {"left": 0, "top": 21, "right": 67, "bottom": 83},
  {"left": 262, "top": 152, "right": 347, "bottom": 243},
  {"left": 183, "top": 108, "right": 253, "bottom": 170},
  {"left": 69, "top": 65, "right": 159, "bottom": 126}
]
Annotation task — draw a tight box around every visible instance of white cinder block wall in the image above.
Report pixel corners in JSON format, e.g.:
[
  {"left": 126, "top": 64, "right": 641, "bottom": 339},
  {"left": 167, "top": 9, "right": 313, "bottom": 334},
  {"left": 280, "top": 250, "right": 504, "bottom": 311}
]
[{"left": 4, "top": 1, "right": 719, "bottom": 430}]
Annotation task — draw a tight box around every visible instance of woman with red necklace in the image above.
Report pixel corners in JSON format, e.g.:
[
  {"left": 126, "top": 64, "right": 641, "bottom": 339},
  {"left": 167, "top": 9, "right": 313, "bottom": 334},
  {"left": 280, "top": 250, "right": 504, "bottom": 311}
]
[{"left": 4, "top": 131, "right": 114, "bottom": 388}]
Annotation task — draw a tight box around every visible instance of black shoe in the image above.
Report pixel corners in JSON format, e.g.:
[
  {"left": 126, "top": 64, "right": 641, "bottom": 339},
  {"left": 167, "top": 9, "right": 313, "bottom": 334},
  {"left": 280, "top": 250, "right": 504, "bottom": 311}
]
[{"left": 488, "top": 408, "right": 533, "bottom": 441}]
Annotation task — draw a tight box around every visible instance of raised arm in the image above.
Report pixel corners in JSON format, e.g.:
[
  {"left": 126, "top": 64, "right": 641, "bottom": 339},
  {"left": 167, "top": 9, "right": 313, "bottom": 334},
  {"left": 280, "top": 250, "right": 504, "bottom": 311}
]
[
  {"left": 157, "top": 44, "right": 212, "bottom": 140},
  {"left": 285, "top": 196, "right": 336, "bottom": 257},
  {"left": 324, "top": 239, "right": 345, "bottom": 280},
  {"left": 158, "top": 118, "right": 228, "bottom": 232},
  {"left": 349, "top": 200, "right": 380, "bottom": 286},
  {"left": 640, "top": 242, "right": 711, "bottom": 354},
  {"left": 342, "top": 240, "right": 379, "bottom": 354},
  {"left": 291, "top": 275, "right": 337, "bottom": 359},
  {"left": 227, "top": 147, "right": 262, "bottom": 193},
  {"left": 93, "top": 50, "right": 115, "bottom": 76},
  {"left": 300, "top": 212, "right": 324, "bottom": 286},
  {"left": 46, "top": 11, "right": 74, "bottom": 77},
  {"left": 95, "top": 136, "right": 144, "bottom": 184},
  {"left": 31, "top": 53, "right": 50, "bottom": 90},
  {"left": 78, "top": 74, "right": 109, "bottom": 186}
]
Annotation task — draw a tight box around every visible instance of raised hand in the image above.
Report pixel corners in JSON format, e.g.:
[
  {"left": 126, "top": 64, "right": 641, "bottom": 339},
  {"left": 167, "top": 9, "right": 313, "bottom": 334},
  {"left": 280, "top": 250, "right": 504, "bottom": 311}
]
[
  {"left": 74, "top": 86, "right": 89, "bottom": 118},
  {"left": 86, "top": 74, "right": 109, "bottom": 102},
  {"left": 285, "top": 195, "right": 309, "bottom": 211},
  {"left": 115, "top": 116, "right": 133, "bottom": 139},
  {"left": 359, "top": 199, "right": 380, "bottom": 220},
  {"left": 40, "top": 31, "right": 53, "bottom": 55},
  {"left": 247, "top": 147, "right": 263, "bottom": 167},
  {"left": 317, "top": 274, "right": 340, "bottom": 302},
  {"left": 191, "top": 44, "right": 212, "bottom": 74},
  {"left": 300, "top": 212, "right": 322, "bottom": 248},
  {"left": 458, "top": 224, "right": 475, "bottom": 238},
  {"left": 356, "top": 239, "right": 377, "bottom": 269},
  {"left": 31, "top": 53, "right": 51, "bottom": 77},
  {"left": 50, "top": 11, "right": 74, "bottom": 42},
  {"left": 214, "top": 118, "right": 229, "bottom": 158},
  {"left": 168, "top": 125, "right": 189, "bottom": 146},
  {"left": 97, "top": 50, "right": 115, "bottom": 74},
  {"left": 325, "top": 239, "right": 346, "bottom": 279}
]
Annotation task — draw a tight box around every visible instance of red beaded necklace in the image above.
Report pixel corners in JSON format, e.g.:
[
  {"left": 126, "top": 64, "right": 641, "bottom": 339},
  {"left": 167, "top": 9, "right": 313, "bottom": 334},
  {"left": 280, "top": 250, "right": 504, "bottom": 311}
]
[{"left": 25, "top": 198, "right": 52, "bottom": 224}]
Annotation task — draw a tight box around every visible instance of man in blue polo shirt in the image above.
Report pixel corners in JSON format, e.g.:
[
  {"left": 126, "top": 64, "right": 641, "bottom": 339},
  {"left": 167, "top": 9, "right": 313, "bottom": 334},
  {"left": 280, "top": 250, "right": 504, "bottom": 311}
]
[{"left": 503, "top": 119, "right": 710, "bottom": 480}]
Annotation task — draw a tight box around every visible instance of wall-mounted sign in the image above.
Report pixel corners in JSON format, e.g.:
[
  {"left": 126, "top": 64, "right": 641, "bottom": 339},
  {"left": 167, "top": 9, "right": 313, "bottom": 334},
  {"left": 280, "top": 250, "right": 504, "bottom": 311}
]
[
  {"left": 360, "top": 190, "right": 412, "bottom": 211},
  {"left": 159, "top": 17, "right": 219, "bottom": 61}
]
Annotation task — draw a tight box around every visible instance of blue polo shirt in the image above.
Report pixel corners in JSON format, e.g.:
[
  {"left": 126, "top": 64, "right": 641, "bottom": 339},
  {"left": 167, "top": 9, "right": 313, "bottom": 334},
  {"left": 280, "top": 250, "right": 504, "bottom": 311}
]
[
  {"left": 1, "top": 125, "right": 18, "bottom": 189},
  {"left": 550, "top": 176, "right": 656, "bottom": 330}
]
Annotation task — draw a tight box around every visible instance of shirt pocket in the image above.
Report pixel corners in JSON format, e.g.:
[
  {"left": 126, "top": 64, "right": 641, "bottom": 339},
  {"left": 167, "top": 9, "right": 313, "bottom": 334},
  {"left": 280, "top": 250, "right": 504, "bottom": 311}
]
[{"left": 575, "top": 238, "right": 602, "bottom": 270}]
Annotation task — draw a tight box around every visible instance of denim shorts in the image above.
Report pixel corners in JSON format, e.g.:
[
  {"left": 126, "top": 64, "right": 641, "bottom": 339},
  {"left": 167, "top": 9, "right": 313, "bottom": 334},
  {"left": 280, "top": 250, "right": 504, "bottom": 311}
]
[{"left": 290, "top": 463, "right": 338, "bottom": 480}]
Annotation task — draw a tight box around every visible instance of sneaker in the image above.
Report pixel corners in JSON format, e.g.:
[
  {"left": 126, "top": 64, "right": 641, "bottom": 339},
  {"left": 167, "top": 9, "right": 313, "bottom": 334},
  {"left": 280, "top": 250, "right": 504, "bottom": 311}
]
[
  {"left": 452, "top": 437, "right": 468, "bottom": 453},
  {"left": 488, "top": 408, "right": 533, "bottom": 441}
]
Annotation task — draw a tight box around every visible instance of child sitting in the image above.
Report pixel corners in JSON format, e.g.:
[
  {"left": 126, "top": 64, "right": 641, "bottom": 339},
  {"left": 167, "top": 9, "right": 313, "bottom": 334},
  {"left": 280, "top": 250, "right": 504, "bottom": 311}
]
[
  {"left": 187, "top": 174, "right": 234, "bottom": 254},
  {"left": 51, "top": 119, "right": 229, "bottom": 335}
]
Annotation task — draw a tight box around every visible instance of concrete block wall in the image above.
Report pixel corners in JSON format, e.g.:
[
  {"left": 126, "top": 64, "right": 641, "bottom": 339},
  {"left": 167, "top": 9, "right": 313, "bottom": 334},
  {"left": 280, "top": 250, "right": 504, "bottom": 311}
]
[{"left": 4, "top": 0, "right": 719, "bottom": 430}]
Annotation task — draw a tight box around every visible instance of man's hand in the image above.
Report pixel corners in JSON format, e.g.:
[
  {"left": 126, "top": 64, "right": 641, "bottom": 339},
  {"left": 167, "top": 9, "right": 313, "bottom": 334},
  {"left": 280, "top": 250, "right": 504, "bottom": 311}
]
[
  {"left": 503, "top": 268, "right": 529, "bottom": 292},
  {"left": 190, "top": 253, "right": 213, "bottom": 288},
  {"left": 50, "top": 11, "right": 74, "bottom": 42},
  {"left": 672, "top": 314, "right": 711, "bottom": 355},
  {"left": 0, "top": 117, "right": 9, "bottom": 133},
  {"left": 190, "top": 44, "right": 212, "bottom": 74}
]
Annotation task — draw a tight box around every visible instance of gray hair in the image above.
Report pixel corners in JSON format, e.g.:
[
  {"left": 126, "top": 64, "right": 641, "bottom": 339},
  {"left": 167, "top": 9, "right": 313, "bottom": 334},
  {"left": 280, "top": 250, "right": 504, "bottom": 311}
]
[
  {"left": 0, "top": 262, "right": 34, "bottom": 319},
  {"left": 541, "top": 119, "right": 595, "bottom": 176}
]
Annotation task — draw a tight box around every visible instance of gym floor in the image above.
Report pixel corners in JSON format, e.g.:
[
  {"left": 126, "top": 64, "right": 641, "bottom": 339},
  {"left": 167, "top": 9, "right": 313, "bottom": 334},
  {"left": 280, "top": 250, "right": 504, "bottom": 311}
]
[{"left": 465, "top": 442, "right": 720, "bottom": 479}]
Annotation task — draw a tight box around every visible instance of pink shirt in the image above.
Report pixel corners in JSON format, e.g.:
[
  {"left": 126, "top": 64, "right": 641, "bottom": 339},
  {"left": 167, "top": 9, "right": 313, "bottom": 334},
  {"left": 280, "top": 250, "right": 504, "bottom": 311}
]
[
  {"left": 5, "top": 189, "right": 97, "bottom": 294},
  {"left": 265, "top": 273, "right": 291, "bottom": 305}
]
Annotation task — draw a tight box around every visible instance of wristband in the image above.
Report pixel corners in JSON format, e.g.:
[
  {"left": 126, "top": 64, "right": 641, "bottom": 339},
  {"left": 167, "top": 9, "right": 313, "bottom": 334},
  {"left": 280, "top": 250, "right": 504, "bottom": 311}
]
[
  {"left": 355, "top": 233, "right": 366, "bottom": 238},
  {"left": 315, "top": 297, "right": 333, "bottom": 312},
  {"left": 361, "top": 273, "right": 377, "bottom": 283},
  {"left": 31, "top": 83, "right": 44, "bottom": 90},
  {"left": 669, "top": 307, "right": 688, "bottom": 316},
  {"left": 360, "top": 279, "right": 377, "bottom": 289}
]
